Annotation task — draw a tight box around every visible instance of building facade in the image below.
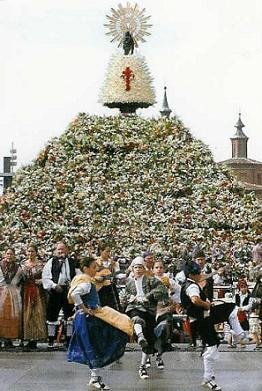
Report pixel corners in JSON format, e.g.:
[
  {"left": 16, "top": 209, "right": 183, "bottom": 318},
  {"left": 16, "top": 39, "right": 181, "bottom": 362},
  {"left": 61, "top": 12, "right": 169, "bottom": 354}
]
[{"left": 219, "top": 114, "right": 262, "bottom": 201}]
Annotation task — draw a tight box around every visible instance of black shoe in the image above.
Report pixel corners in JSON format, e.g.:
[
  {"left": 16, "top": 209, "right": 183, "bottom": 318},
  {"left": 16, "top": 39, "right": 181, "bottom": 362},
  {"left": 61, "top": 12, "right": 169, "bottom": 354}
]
[
  {"left": 138, "top": 365, "right": 149, "bottom": 380},
  {"left": 28, "top": 341, "right": 37, "bottom": 349},
  {"left": 156, "top": 356, "right": 164, "bottom": 370},
  {"left": 4, "top": 340, "right": 15, "bottom": 348}
]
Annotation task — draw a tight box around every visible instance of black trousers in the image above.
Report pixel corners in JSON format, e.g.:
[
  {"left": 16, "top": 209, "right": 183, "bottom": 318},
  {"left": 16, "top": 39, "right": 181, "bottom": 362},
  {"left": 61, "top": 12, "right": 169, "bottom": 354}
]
[
  {"left": 46, "top": 287, "right": 74, "bottom": 322},
  {"left": 194, "top": 302, "right": 236, "bottom": 347},
  {"left": 127, "top": 308, "right": 156, "bottom": 354}
]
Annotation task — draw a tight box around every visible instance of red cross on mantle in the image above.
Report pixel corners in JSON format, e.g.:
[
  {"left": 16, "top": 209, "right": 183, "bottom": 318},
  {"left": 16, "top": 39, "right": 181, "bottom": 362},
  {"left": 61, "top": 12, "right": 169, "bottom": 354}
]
[{"left": 121, "top": 67, "right": 135, "bottom": 91}]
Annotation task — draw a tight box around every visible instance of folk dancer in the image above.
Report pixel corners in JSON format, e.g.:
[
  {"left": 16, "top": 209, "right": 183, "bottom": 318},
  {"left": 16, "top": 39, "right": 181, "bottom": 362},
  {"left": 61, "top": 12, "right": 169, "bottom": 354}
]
[
  {"left": 152, "top": 260, "right": 182, "bottom": 368},
  {"left": 67, "top": 255, "right": 132, "bottom": 390},
  {"left": 181, "top": 261, "right": 246, "bottom": 391},
  {"left": 121, "top": 256, "right": 169, "bottom": 379}
]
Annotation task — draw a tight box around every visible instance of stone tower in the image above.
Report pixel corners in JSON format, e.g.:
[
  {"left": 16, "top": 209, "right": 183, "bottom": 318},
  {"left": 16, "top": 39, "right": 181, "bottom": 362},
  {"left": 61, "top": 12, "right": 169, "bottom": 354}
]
[
  {"left": 219, "top": 113, "right": 262, "bottom": 200},
  {"left": 159, "top": 86, "right": 172, "bottom": 118},
  {"left": 230, "top": 113, "right": 248, "bottom": 158}
]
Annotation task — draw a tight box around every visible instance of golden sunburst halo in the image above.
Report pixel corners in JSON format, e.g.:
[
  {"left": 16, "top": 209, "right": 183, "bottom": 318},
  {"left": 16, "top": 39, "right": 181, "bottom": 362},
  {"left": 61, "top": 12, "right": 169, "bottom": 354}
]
[{"left": 104, "top": 2, "right": 152, "bottom": 47}]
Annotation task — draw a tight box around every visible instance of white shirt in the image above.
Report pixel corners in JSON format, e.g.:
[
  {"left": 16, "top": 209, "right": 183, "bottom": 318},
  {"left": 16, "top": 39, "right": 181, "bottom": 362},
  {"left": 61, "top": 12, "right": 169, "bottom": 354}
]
[
  {"left": 134, "top": 275, "right": 145, "bottom": 298},
  {"left": 42, "top": 258, "right": 80, "bottom": 290},
  {"left": 69, "top": 282, "right": 92, "bottom": 306},
  {"left": 185, "top": 279, "right": 210, "bottom": 320},
  {"left": 185, "top": 279, "right": 200, "bottom": 299},
  {"left": 234, "top": 292, "right": 254, "bottom": 312}
]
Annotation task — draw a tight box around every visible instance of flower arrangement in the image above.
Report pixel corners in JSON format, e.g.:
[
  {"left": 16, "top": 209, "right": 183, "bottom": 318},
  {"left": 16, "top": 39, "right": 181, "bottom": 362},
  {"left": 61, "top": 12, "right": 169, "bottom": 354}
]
[
  {"left": 0, "top": 114, "right": 260, "bottom": 262},
  {"left": 99, "top": 53, "right": 155, "bottom": 111}
]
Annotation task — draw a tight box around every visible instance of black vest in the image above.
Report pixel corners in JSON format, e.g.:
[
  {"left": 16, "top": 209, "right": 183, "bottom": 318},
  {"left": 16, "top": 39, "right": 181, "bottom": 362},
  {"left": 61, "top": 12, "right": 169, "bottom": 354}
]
[
  {"left": 235, "top": 293, "right": 250, "bottom": 307},
  {"left": 181, "top": 280, "right": 206, "bottom": 319},
  {"left": 51, "top": 257, "right": 76, "bottom": 284}
]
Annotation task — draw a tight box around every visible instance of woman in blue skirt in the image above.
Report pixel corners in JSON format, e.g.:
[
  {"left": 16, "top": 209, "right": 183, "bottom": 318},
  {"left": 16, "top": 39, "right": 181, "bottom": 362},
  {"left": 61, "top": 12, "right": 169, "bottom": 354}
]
[{"left": 67, "top": 255, "right": 133, "bottom": 390}]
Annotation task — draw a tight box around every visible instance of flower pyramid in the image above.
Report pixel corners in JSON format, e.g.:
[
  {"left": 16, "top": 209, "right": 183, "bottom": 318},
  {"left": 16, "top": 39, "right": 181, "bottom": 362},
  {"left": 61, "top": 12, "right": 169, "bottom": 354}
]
[{"left": 0, "top": 114, "right": 261, "bottom": 261}]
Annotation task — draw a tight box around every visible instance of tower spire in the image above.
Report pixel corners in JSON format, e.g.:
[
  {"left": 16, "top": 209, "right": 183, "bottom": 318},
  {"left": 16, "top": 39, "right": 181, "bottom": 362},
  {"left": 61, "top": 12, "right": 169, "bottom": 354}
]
[
  {"left": 230, "top": 113, "right": 249, "bottom": 158},
  {"left": 160, "top": 86, "right": 172, "bottom": 118}
]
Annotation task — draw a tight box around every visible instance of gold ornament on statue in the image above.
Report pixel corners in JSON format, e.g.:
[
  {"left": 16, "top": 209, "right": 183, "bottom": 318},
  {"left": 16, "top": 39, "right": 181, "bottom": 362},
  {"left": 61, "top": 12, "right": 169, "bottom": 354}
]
[{"left": 104, "top": 2, "right": 152, "bottom": 55}]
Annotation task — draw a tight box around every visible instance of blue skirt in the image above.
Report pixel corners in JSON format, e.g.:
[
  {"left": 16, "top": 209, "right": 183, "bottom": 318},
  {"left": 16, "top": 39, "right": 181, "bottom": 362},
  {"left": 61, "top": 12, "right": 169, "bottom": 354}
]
[{"left": 67, "top": 312, "right": 128, "bottom": 368}]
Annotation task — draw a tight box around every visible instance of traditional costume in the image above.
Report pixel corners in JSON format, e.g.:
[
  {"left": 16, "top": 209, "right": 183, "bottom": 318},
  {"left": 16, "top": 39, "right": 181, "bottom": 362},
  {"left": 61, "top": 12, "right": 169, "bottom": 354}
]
[
  {"left": 95, "top": 257, "right": 121, "bottom": 310},
  {"left": 0, "top": 259, "right": 23, "bottom": 341},
  {"left": 181, "top": 261, "right": 245, "bottom": 391},
  {"left": 22, "top": 261, "right": 47, "bottom": 344},
  {"left": 67, "top": 274, "right": 132, "bottom": 389},
  {"left": 234, "top": 280, "right": 253, "bottom": 331},
  {"left": 121, "top": 256, "right": 168, "bottom": 379},
  {"left": 42, "top": 255, "right": 79, "bottom": 346},
  {"left": 154, "top": 273, "right": 182, "bottom": 356}
]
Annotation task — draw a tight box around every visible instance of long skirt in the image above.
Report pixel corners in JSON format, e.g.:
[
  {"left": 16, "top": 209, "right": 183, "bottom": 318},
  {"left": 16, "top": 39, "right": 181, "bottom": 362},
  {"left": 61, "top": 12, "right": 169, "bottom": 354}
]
[
  {"left": 23, "top": 282, "right": 47, "bottom": 340},
  {"left": 0, "top": 285, "right": 22, "bottom": 339},
  {"left": 67, "top": 312, "right": 128, "bottom": 368}
]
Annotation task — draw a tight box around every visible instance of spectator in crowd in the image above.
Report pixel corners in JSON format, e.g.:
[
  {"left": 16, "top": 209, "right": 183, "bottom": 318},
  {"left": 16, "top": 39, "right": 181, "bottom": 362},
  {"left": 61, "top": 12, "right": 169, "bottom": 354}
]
[
  {"left": 234, "top": 279, "right": 253, "bottom": 334},
  {"left": 142, "top": 251, "right": 155, "bottom": 276},
  {"left": 0, "top": 248, "right": 23, "bottom": 348},
  {"left": 42, "top": 242, "right": 79, "bottom": 348},
  {"left": 194, "top": 250, "right": 214, "bottom": 301},
  {"left": 21, "top": 244, "right": 47, "bottom": 350},
  {"left": 95, "top": 243, "right": 121, "bottom": 310},
  {"left": 213, "top": 267, "right": 228, "bottom": 299}
]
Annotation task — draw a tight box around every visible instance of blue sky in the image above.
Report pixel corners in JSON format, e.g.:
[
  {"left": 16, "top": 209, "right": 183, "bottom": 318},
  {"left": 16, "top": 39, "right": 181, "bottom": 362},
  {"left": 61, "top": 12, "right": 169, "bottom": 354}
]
[{"left": 0, "top": 0, "right": 262, "bottom": 170}]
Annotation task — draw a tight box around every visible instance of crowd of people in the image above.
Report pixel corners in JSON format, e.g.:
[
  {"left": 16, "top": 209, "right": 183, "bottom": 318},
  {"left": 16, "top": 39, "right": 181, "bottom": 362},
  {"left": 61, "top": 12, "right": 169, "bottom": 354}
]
[{"left": 0, "top": 240, "right": 261, "bottom": 390}]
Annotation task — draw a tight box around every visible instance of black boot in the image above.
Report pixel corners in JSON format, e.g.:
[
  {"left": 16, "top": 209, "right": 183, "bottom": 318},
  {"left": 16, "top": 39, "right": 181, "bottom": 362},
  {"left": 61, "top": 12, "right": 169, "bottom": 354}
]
[
  {"left": 48, "top": 336, "right": 55, "bottom": 348},
  {"left": 4, "top": 340, "right": 15, "bottom": 348},
  {"left": 28, "top": 340, "right": 37, "bottom": 349}
]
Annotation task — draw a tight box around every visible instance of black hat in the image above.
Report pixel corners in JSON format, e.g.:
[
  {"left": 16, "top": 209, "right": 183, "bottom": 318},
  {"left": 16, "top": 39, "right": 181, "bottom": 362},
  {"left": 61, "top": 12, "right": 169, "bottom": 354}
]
[{"left": 184, "top": 261, "right": 201, "bottom": 277}]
